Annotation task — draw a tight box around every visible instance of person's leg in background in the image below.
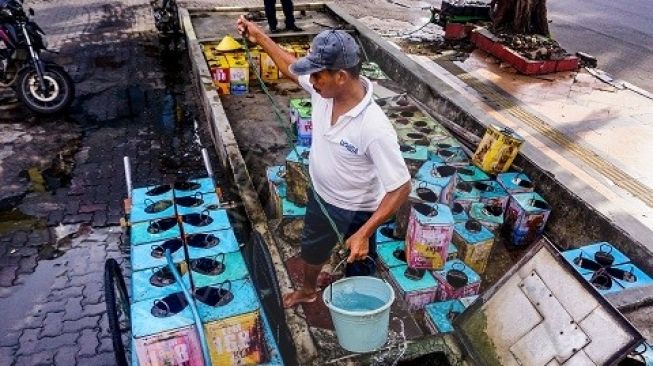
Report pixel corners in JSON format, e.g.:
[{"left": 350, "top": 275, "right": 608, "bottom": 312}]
[
  {"left": 263, "top": 0, "right": 279, "bottom": 32},
  {"left": 280, "top": 0, "right": 303, "bottom": 32}
]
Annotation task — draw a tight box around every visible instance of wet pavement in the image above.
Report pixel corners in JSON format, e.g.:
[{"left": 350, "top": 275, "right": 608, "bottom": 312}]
[{"left": 0, "top": 0, "right": 210, "bottom": 363}]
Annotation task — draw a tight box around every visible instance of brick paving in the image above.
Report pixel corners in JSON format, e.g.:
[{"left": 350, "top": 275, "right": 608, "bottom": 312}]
[{"left": 0, "top": 0, "right": 207, "bottom": 364}]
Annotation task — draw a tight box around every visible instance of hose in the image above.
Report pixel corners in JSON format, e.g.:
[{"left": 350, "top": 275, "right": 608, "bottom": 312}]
[
  {"left": 165, "top": 249, "right": 212, "bottom": 365},
  {"left": 241, "top": 36, "right": 346, "bottom": 247}
]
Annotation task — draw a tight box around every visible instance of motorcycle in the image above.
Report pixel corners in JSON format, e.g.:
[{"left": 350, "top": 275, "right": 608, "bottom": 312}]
[
  {"left": 152, "top": 0, "right": 180, "bottom": 34},
  {"left": 0, "top": 0, "right": 74, "bottom": 114}
]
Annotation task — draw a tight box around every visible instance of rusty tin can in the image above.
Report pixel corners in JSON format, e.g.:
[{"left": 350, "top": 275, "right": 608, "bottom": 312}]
[
  {"left": 503, "top": 192, "right": 551, "bottom": 247},
  {"left": 285, "top": 146, "right": 310, "bottom": 206},
  {"left": 472, "top": 125, "right": 524, "bottom": 174},
  {"left": 433, "top": 259, "right": 481, "bottom": 301},
  {"left": 394, "top": 179, "right": 443, "bottom": 239},
  {"left": 405, "top": 202, "right": 454, "bottom": 270},
  {"left": 452, "top": 220, "right": 495, "bottom": 274}
]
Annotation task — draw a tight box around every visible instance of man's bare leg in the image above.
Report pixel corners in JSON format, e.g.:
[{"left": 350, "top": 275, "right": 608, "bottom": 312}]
[{"left": 283, "top": 261, "right": 324, "bottom": 308}]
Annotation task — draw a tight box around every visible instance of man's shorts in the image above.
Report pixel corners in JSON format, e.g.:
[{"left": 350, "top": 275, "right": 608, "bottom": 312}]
[{"left": 300, "top": 189, "right": 377, "bottom": 266}]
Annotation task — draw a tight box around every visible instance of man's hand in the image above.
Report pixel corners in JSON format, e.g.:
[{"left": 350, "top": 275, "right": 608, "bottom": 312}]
[
  {"left": 345, "top": 231, "right": 370, "bottom": 263},
  {"left": 236, "top": 15, "right": 263, "bottom": 44}
]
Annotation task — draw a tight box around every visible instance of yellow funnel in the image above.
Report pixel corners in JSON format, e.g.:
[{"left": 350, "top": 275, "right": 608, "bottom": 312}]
[{"left": 216, "top": 35, "right": 242, "bottom": 52}]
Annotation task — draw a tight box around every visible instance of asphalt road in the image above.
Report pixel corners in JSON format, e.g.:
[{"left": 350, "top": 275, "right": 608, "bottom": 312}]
[{"left": 548, "top": 0, "right": 653, "bottom": 91}]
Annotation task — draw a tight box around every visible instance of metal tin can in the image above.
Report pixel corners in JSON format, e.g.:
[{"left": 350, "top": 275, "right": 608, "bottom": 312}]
[
  {"left": 472, "top": 125, "right": 524, "bottom": 174},
  {"left": 503, "top": 192, "right": 551, "bottom": 247},
  {"left": 405, "top": 202, "right": 454, "bottom": 270}
]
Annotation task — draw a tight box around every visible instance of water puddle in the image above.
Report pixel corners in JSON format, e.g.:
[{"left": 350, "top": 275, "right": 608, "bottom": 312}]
[
  {"left": 0, "top": 208, "right": 46, "bottom": 236},
  {"left": 25, "top": 137, "right": 81, "bottom": 193}
]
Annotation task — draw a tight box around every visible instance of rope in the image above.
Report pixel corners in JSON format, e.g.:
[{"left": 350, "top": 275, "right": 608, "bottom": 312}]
[{"left": 241, "top": 36, "right": 346, "bottom": 248}]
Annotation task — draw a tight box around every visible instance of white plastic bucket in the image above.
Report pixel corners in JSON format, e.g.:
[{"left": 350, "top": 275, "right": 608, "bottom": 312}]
[{"left": 323, "top": 276, "right": 395, "bottom": 353}]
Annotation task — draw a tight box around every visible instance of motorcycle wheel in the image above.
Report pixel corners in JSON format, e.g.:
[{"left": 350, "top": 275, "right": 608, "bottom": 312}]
[{"left": 15, "top": 64, "right": 75, "bottom": 115}]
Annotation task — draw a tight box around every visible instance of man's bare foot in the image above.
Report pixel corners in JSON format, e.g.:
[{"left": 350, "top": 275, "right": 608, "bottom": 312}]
[{"left": 283, "top": 289, "right": 317, "bottom": 308}]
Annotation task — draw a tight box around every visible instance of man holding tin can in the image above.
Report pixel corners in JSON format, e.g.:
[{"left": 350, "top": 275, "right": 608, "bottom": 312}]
[{"left": 237, "top": 16, "right": 411, "bottom": 308}]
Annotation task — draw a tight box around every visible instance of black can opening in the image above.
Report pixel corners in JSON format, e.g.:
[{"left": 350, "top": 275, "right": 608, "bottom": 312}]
[
  {"left": 465, "top": 220, "right": 482, "bottom": 232},
  {"left": 458, "top": 168, "right": 474, "bottom": 176},
  {"left": 413, "top": 120, "right": 428, "bottom": 128},
  {"left": 187, "top": 233, "right": 219, "bottom": 249},
  {"left": 392, "top": 249, "right": 407, "bottom": 262},
  {"left": 436, "top": 143, "right": 451, "bottom": 149},
  {"left": 149, "top": 265, "right": 179, "bottom": 287},
  {"left": 416, "top": 187, "right": 438, "bottom": 202},
  {"left": 436, "top": 165, "right": 456, "bottom": 177},
  {"left": 414, "top": 202, "right": 438, "bottom": 217},
  {"left": 404, "top": 267, "right": 426, "bottom": 281},
  {"left": 400, "top": 145, "right": 415, "bottom": 153},
  {"left": 407, "top": 132, "right": 425, "bottom": 140},
  {"left": 456, "top": 182, "right": 473, "bottom": 193},
  {"left": 400, "top": 110, "right": 414, "bottom": 117},
  {"left": 438, "top": 149, "right": 454, "bottom": 158},
  {"left": 147, "top": 217, "right": 178, "bottom": 234},
  {"left": 530, "top": 199, "right": 550, "bottom": 210},
  {"left": 194, "top": 285, "right": 234, "bottom": 307},
  {"left": 146, "top": 184, "right": 172, "bottom": 196},
  {"left": 144, "top": 199, "right": 174, "bottom": 214},
  {"left": 395, "top": 118, "right": 410, "bottom": 125},
  {"left": 452, "top": 202, "right": 464, "bottom": 214},
  {"left": 182, "top": 213, "right": 213, "bottom": 227},
  {"left": 151, "top": 238, "right": 183, "bottom": 258},
  {"left": 191, "top": 257, "right": 225, "bottom": 276},
  {"left": 175, "top": 195, "right": 204, "bottom": 207},
  {"left": 174, "top": 181, "right": 201, "bottom": 191},
  {"left": 151, "top": 292, "right": 188, "bottom": 317},
  {"left": 484, "top": 205, "right": 503, "bottom": 216}
]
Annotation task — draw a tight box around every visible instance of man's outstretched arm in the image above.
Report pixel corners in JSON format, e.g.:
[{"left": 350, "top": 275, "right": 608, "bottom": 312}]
[{"left": 236, "top": 15, "right": 299, "bottom": 84}]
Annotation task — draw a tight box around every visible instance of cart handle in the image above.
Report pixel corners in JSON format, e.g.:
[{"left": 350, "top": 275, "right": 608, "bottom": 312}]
[{"left": 165, "top": 249, "right": 212, "bottom": 365}]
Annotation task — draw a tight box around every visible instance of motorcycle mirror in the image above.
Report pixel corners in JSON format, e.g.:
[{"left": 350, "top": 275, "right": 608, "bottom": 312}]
[{"left": 29, "top": 8, "right": 34, "bottom": 16}]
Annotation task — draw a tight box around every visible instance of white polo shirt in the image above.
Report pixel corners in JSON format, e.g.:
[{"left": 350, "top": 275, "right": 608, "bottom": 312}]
[{"left": 298, "top": 74, "right": 410, "bottom": 211}]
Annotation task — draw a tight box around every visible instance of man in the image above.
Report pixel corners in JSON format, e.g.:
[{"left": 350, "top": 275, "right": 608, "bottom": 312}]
[
  {"left": 237, "top": 16, "right": 411, "bottom": 308},
  {"left": 263, "top": 0, "right": 302, "bottom": 33}
]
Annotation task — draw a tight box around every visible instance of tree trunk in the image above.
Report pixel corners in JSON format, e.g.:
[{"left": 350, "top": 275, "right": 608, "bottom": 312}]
[{"left": 491, "top": 0, "right": 549, "bottom": 36}]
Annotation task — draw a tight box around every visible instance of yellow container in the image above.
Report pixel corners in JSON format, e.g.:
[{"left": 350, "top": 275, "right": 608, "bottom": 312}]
[
  {"left": 202, "top": 43, "right": 220, "bottom": 61},
  {"left": 472, "top": 125, "right": 524, "bottom": 174},
  {"left": 208, "top": 56, "right": 230, "bottom": 95},
  {"left": 226, "top": 55, "right": 249, "bottom": 95},
  {"left": 260, "top": 52, "right": 279, "bottom": 82},
  {"left": 205, "top": 311, "right": 266, "bottom": 366}
]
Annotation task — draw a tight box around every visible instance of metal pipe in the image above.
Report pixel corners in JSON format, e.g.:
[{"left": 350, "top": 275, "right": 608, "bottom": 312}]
[
  {"left": 165, "top": 250, "right": 212, "bottom": 366},
  {"left": 201, "top": 148, "right": 214, "bottom": 178},
  {"left": 123, "top": 156, "right": 133, "bottom": 198}
]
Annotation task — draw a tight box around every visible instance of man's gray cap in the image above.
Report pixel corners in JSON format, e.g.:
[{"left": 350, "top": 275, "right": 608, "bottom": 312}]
[{"left": 289, "top": 30, "right": 361, "bottom": 75}]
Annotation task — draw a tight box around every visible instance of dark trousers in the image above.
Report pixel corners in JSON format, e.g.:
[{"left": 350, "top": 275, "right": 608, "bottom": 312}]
[{"left": 263, "top": 0, "right": 296, "bottom": 30}]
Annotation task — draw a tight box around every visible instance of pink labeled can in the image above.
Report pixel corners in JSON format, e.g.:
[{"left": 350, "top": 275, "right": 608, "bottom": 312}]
[
  {"left": 433, "top": 260, "right": 481, "bottom": 301},
  {"left": 406, "top": 202, "right": 454, "bottom": 270}
]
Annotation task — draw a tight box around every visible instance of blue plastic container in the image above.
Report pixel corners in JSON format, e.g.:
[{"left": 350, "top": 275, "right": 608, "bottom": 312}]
[
  {"left": 428, "top": 146, "right": 470, "bottom": 167},
  {"left": 181, "top": 250, "right": 249, "bottom": 289},
  {"left": 376, "top": 222, "right": 399, "bottom": 244},
  {"left": 377, "top": 240, "right": 406, "bottom": 269},
  {"left": 281, "top": 196, "right": 306, "bottom": 217},
  {"left": 389, "top": 264, "right": 439, "bottom": 309},
  {"left": 496, "top": 172, "right": 534, "bottom": 194},
  {"left": 286, "top": 146, "right": 310, "bottom": 166},
  {"left": 424, "top": 299, "right": 465, "bottom": 334},
  {"left": 456, "top": 165, "right": 490, "bottom": 183},
  {"left": 323, "top": 276, "right": 395, "bottom": 353},
  {"left": 194, "top": 278, "right": 260, "bottom": 322}
]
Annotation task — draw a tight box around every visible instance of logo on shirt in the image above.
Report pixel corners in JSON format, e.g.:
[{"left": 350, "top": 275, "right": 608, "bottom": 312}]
[{"left": 340, "top": 139, "right": 359, "bottom": 155}]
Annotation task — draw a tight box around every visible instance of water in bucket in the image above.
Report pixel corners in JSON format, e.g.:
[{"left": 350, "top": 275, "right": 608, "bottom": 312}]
[
  {"left": 324, "top": 276, "right": 395, "bottom": 353},
  {"left": 332, "top": 292, "right": 386, "bottom": 312}
]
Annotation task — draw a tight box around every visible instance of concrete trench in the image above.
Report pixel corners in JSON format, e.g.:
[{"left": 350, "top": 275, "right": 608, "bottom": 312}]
[{"left": 181, "top": 2, "right": 653, "bottom": 365}]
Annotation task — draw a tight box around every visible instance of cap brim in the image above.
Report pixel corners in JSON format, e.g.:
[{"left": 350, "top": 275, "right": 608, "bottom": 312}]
[{"left": 289, "top": 56, "right": 326, "bottom": 76}]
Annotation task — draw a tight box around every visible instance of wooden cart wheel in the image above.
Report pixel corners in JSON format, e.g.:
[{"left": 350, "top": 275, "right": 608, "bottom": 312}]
[{"left": 104, "top": 258, "right": 130, "bottom": 366}]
